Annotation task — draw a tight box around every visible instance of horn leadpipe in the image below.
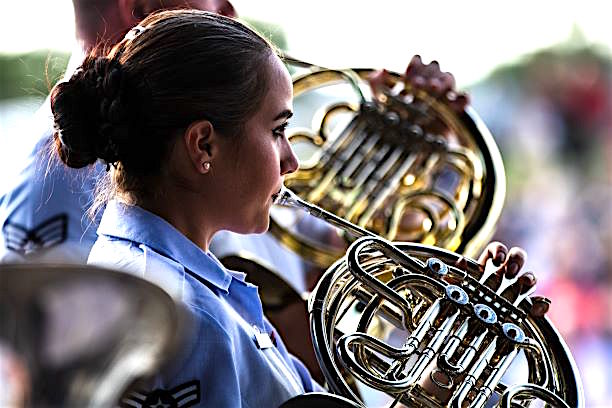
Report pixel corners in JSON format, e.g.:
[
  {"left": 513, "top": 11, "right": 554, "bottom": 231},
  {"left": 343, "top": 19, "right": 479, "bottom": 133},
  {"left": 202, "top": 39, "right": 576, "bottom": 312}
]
[
  {"left": 275, "top": 187, "right": 374, "bottom": 239},
  {"left": 276, "top": 187, "right": 418, "bottom": 326}
]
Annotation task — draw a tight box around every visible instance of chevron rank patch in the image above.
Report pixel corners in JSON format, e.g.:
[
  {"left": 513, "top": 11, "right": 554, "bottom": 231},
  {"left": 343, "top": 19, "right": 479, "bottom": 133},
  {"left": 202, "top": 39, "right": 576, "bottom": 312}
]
[
  {"left": 2, "top": 214, "right": 68, "bottom": 253},
  {"left": 120, "top": 380, "right": 201, "bottom": 408}
]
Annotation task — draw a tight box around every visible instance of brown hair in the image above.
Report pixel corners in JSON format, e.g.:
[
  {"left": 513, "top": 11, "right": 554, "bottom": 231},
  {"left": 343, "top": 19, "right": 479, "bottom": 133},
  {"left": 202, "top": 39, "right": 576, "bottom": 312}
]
[{"left": 51, "top": 10, "right": 276, "bottom": 205}]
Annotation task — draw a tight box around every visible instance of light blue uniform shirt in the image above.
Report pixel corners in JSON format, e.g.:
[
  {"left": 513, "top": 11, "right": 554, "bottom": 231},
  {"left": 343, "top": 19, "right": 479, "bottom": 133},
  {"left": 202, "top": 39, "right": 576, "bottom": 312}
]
[
  {"left": 0, "top": 125, "right": 102, "bottom": 263},
  {"left": 0, "top": 49, "right": 312, "bottom": 302},
  {"left": 0, "top": 50, "right": 103, "bottom": 264},
  {"left": 88, "top": 200, "right": 320, "bottom": 408}
]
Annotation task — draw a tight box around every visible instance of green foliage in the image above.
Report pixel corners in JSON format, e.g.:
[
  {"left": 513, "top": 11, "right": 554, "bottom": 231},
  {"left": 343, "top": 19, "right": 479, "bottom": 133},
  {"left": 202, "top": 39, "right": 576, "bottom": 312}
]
[
  {"left": 242, "top": 18, "right": 288, "bottom": 53},
  {"left": 474, "top": 33, "right": 611, "bottom": 89},
  {"left": 0, "top": 20, "right": 286, "bottom": 102},
  {"left": 242, "top": 18, "right": 299, "bottom": 75},
  {"left": 0, "top": 51, "right": 70, "bottom": 100}
]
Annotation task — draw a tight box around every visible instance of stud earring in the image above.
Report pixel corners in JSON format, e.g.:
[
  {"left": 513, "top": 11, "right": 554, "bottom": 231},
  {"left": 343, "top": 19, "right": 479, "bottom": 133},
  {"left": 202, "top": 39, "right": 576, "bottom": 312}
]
[{"left": 202, "top": 161, "right": 211, "bottom": 172}]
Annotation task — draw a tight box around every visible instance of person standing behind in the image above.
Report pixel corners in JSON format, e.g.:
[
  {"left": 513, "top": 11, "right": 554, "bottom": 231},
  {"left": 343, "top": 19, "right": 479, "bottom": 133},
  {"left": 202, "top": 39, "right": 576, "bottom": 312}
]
[{"left": 0, "top": 0, "right": 236, "bottom": 263}]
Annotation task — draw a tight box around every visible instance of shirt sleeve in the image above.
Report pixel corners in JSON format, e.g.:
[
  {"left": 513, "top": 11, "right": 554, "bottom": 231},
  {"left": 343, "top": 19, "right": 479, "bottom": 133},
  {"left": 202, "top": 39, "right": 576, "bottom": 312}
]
[
  {"left": 289, "top": 355, "right": 326, "bottom": 393},
  {"left": 119, "top": 305, "right": 243, "bottom": 408},
  {"left": 163, "top": 305, "right": 243, "bottom": 407}
]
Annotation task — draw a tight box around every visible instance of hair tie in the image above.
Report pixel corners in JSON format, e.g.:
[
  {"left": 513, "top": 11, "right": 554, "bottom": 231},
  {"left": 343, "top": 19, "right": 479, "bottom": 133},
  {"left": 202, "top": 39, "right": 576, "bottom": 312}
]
[{"left": 124, "top": 25, "right": 147, "bottom": 41}]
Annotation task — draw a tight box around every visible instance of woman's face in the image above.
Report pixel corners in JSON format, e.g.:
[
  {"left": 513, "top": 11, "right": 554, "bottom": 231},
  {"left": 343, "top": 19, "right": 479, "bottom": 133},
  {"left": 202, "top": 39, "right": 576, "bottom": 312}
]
[{"left": 211, "top": 54, "right": 298, "bottom": 234}]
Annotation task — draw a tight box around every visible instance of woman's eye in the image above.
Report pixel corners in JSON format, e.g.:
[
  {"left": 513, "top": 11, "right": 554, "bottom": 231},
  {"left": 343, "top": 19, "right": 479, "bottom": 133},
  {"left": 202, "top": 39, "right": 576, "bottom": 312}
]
[{"left": 273, "top": 122, "right": 289, "bottom": 138}]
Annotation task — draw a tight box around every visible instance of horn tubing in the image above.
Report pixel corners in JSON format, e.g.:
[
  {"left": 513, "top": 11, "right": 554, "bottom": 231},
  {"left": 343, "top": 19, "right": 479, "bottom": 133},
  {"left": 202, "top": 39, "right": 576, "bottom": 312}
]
[{"left": 276, "top": 186, "right": 583, "bottom": 407}]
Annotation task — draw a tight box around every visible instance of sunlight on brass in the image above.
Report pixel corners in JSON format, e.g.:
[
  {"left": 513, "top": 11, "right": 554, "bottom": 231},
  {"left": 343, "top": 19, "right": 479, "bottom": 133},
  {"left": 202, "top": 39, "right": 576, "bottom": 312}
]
[
  {"left": 269, "top": 58, "right": 505, "bottom": 268},
  {"left": 276, "top": 187, "right": 583, "bottom": 408}
]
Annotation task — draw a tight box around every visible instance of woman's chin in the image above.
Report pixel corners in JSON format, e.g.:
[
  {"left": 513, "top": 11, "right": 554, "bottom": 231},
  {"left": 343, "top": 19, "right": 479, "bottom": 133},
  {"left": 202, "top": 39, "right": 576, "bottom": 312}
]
[
  {"left": 252, "top": 218, "right": 270, "bottom": 234},
  {"left": 231, "top": 217, "right": 269, "bottom": 235}
]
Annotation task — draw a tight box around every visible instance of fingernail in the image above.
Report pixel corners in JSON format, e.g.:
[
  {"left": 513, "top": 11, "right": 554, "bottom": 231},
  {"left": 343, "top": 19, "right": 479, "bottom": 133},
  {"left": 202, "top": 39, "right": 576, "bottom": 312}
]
[
  {"left": 518, "top": 273, "right": 537, "bottom": 294},
  {"left": 412, "top": 76, "right": 426, "bottom": 87},
  {"left": 493, "top": 252, "right": 506, "bottom": 266},
  {"left": 506, "top": 262, "right": 519, "bottom": 278},
  {"left": 430, "top": 78, "right": 442, "bottom": 92}
]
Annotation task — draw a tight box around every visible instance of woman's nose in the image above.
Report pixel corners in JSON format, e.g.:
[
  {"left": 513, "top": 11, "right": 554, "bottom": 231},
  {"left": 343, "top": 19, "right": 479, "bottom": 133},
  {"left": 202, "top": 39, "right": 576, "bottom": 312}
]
[{"left": 280, "top": 140, "right": 299, "bottom": 175}]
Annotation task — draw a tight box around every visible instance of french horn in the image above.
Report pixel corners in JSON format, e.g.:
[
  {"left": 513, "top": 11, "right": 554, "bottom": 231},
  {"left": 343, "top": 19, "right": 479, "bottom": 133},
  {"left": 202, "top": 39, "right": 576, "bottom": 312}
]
[
  {"left": 269, "top": 57, "right": 506, "bottom": 267},
  {"left": 275, "top": 187, "right": 584, "bottom": 408}
]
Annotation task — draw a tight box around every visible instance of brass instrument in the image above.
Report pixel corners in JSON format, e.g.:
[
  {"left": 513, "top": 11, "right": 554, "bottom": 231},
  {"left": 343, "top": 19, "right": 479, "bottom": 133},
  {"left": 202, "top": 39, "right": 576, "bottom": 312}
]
[
  {"left": 0, "top": 264, "right": 188, "bottom": 407},
  {"left": 269, "top": 58, "right": 505, "bottom": 267},
  {"left": 275, "top": 187, "right": 583, "bottom": 408}
]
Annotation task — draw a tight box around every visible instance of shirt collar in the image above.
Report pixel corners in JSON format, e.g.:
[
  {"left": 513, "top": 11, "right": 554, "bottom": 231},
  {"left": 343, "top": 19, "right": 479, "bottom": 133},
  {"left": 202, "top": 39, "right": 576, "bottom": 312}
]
[{"left": 97, "top": 200, "right": 233, "bottom": 292}]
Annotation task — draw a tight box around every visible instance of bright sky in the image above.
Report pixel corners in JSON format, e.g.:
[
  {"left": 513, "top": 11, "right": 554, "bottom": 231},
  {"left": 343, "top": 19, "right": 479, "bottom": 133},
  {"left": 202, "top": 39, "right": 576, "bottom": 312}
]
[{"left": 0, "top": 0, "right": 610, "bottom": 86}]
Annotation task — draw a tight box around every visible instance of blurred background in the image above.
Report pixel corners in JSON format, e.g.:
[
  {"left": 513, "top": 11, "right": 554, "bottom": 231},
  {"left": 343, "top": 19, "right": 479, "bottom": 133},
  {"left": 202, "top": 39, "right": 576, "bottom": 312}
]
[{"left": 1, "top": 0, "right": 610, "bottom": 405}]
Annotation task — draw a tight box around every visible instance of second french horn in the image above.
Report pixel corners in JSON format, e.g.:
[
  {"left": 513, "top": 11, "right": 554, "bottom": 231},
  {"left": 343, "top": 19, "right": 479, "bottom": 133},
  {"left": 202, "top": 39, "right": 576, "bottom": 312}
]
[{"left": 269, "top": 57, "right": 506, "bottom": 267}]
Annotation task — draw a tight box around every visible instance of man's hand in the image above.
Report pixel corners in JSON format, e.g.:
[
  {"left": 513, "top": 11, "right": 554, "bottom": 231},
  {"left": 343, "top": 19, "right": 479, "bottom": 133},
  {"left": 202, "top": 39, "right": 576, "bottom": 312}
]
[
  {"left": 368, "top": 55, "right": 469, "bottom": 112},
  {"left": 404, "top": 55, "right": 469, "bottom": 112}
]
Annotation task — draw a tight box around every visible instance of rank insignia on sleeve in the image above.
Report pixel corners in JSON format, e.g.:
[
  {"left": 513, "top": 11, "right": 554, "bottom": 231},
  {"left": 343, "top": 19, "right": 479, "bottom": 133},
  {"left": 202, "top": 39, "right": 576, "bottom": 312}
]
[
  {"left": 119, "top": 380, "right": 201, "bottom": 408},
  {"left": 2, "top": 214, "right": 68, "bottom": 253}
]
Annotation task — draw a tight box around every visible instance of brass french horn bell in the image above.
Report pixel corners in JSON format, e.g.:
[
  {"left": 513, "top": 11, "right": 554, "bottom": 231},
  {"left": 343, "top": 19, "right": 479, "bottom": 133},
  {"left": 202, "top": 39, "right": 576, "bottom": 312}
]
[
  {"left": 0, "top": 264, "right": 189, "bottom": 407},
  {"left": 269, "top": 57, "right": 505, "bottom": 267},
  {"left": 275, "top": 187, "right": 584, "bottom": 408}
]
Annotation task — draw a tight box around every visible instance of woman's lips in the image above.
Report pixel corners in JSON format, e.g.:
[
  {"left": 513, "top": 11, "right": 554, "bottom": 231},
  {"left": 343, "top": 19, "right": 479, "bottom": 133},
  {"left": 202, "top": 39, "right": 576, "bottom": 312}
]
[{"left": 271, "top": 187, "right": 283, "bottom": 203}]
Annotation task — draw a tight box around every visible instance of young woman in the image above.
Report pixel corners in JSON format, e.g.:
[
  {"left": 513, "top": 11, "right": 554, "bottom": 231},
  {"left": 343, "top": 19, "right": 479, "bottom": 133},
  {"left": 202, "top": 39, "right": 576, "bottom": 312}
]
[
  {"left": 51, "top": 10, "right": 314, "bottom": 407},
  {"left": 50, "top": 8, "right": 531, "bottom": 408}
]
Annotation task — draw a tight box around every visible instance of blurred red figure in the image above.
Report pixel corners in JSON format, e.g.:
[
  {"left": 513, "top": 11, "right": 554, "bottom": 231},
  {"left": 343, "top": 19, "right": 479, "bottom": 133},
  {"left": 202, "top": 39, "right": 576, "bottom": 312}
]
[{"left": 74, "top": 0, "right": 236, "bottom": 51}]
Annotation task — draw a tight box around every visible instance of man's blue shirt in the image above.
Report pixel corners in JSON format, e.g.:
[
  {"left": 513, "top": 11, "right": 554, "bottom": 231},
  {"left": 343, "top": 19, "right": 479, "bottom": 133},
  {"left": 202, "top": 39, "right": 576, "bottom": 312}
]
[{"left": 0, "top": 51, "right": 103, "bottom": 264}]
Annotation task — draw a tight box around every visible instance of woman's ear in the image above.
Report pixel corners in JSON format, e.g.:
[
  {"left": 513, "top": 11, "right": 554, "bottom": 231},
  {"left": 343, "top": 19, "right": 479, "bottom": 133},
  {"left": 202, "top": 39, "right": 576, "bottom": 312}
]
[{"left": 184, "top": 120, "right": 215, "bottom": 174}]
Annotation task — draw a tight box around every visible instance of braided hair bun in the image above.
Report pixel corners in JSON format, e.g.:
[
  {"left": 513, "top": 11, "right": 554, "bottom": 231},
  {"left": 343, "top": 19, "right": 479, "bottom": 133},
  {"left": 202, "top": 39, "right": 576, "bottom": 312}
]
[
  {"left": 51, "top": 56, "right": 135, "bottom": 169},
  {"left": 49, "top": 10, "right": 276, "bottom": 203}
]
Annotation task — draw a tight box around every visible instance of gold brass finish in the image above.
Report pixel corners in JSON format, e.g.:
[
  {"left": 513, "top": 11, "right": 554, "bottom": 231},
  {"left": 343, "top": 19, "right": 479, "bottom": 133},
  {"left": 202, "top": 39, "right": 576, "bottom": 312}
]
[
  {"left": 275, "top": 188, "right": 584, "bottom": 408},
  {"left": 269, "top": 62, "right": 505, "bottom": 267}
]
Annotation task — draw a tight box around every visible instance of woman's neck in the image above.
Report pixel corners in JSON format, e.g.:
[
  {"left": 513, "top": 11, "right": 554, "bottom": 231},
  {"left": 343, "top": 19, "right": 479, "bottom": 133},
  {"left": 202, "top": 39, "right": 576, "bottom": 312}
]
[{"left": 135, "top": 189, "right": 216, "bottom": 252}]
